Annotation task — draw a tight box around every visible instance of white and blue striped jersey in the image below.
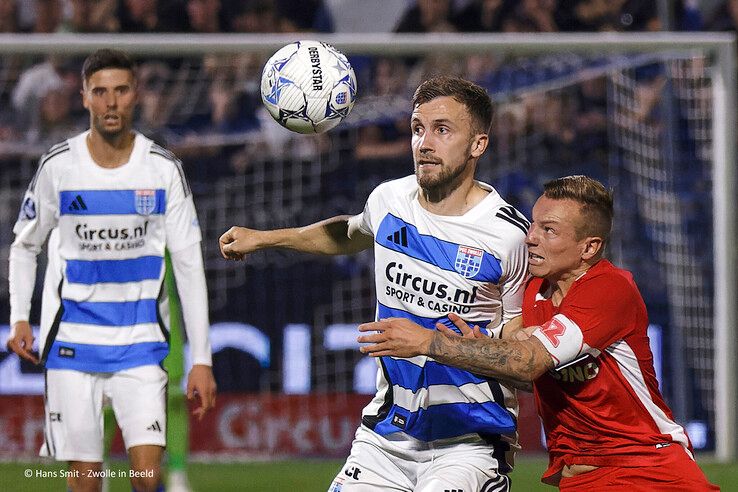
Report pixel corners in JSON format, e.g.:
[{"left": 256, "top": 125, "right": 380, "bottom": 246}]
[
  {"left": 10, "top": 131, "right": 203, "bottom": 373},
  {"left": 349, "top": 175, "right": 528, "bottom": 450}
]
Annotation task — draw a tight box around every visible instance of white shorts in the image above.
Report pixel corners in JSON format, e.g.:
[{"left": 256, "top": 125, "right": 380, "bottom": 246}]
[
  {"left": 328, "top": 426, "right": 511, "bottom": 492},
  {"left": 41, "top": 365, "right": 167, "bottom": 462}
]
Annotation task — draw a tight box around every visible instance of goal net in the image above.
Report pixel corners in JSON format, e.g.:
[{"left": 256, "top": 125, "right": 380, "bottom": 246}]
[{"left": 0, "top": 33, "right": 733, "bottom": 459}]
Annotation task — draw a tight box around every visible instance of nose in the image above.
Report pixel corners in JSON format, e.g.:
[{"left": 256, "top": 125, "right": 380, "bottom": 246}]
[
  {"left": 104, "top": 92, "right": 117, "bottom": 108},
  {"left": 525, "top": 224, "right": 538, "bottom": 246},
  {"left": 417, "top": 132, "right": 435, "bottom": 155}
]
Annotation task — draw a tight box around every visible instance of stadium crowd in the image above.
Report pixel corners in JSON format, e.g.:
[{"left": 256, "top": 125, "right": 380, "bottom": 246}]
[{"left": 0, "top": 0, "right": 733, "bottom": 158}]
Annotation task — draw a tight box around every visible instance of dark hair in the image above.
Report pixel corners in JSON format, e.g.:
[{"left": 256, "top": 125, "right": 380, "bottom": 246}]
[
  {"left": 412, "top": 76, "right": 492, "bottom": 134},
  {"left": 543, "top": 175, "right": 614, "bottom": 242},
  {"left": 81, "top": 49, "right": 135, "bottom": 81}
]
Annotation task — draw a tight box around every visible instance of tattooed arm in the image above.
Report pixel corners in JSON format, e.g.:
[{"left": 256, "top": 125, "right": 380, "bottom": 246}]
[
  {"left": 426, "top": 331, "right": 553, "bottom": 381},
  {"left": 358, "top": 316, "right": 554, "bottom": 382},
  {"left": 433, "top": 314, "right": 535, "bottom": 391}
]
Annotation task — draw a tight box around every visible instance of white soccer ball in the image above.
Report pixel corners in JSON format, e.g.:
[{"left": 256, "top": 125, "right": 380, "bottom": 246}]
[{"left": 260, "top": 40, "right": 357, "bottom": 134}]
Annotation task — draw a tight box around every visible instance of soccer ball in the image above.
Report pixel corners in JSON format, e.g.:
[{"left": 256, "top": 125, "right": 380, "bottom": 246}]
[{"left": 260, "top": 40, "right": 357, "bottom": 134}]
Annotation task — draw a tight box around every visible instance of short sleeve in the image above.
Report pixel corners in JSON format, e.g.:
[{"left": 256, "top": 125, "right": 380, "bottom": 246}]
[
  {"left": 530, "top": 273, "right": 638, "bottom": 367},
  {"left": 347, "top": 187, "right": 380, "bottom": 238},
  {"left": 560, "top": 273, "right": 639, "bottom": 350}
]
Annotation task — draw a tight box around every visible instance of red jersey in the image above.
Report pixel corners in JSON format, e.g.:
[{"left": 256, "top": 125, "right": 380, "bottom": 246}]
[{"left": 523, "top": 260, "right": 693, "bottom": 484}]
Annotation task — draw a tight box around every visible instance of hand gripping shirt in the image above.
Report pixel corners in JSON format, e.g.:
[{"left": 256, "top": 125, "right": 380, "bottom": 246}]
[
  {"left": 10, "top": 131, "right": 203, "bottom": 372},
  {"left": 524, "top": 259, "right": 693, "bottom": 483},
  {"left": 348, "top": 175, "right": 528, "bottom": 456}
]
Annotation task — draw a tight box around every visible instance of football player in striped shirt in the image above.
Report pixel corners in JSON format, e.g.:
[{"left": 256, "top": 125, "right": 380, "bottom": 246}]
[
  {"left": 359, "top": 175, "right": 718, "bottom": 491},
  {"left": 7, "top": 49, "right": 216, "bottom": 492},
  {"left": 220, "top": 76, "right": 528, "bottom": 491}
]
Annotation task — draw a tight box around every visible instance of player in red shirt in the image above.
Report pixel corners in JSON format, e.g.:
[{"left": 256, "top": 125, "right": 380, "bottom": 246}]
[{"left": 358, "top": 175, "right": 718, "bottom": 490}]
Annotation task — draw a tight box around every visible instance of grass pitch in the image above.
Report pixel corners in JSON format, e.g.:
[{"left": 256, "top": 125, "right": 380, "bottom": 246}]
[{"left": 1, "top": 456, "right": 735, "bottom": 491}]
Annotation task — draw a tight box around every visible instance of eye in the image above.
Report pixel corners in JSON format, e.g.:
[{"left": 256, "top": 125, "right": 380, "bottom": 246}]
[
  {"left": 412, "top": 125, "right": 423, "bottom": 136},
  {"left": 92, "top": 88, "right": 105, "bottom": 96},
  {"left": 437, "top": 126, "right": 449, "bottom": 134},
  {"left": 544, "top": 226, "right": 555, "bottom": 234}
]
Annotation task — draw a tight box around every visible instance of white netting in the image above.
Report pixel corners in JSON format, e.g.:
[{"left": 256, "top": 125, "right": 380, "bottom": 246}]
[{"left": 608, "top": 55, "right": 715, "bottom": 423}]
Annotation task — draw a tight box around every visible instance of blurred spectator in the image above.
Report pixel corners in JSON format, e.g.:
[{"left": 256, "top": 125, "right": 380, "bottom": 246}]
[
  {"left": 706, "top": 0, "right": 738, "bottom": 31},
  {"left": 675, "top": 0, "right": 703, "bottom": 31},
  {"left": 0, "top": 0, "right": 19, "bottom": 32},
  {"left": 275, "top": 0, "right": 334, "bottom": 32},
  {"left": 33, "top": 0, "right": 61, "bottom": 32},
  {"left": 454, "top": 0, "right": 511, "bottom": 32},
  {"left": 174, "top": 73, "right": 260, "bottom": 180},
  {"left": 574, "top": 0, "right": 659, "bottom": 32},
  {"left": 186, "top": 0, "right": 226, "bottom": 32},
  {"left": 229, "top": 0, "right": 288, "bottom": 32},
  {"left": 395, "top": 0, "right": 456, "bottom": 32},
  {"left": 491, "top": 101, "right": 526, "bottom": 164},
  {"left": 31, "top": 85, "right": 85, "bottom": 144},
  {"left": 118, "top": 0, "right": 187, "bottom": 32},
  {"left": 355, "top": 58, "right": 411, "bottom": 161},
  {"left": 58, "top": 0, "right": 120, "bottom": 32},
  {"left": 11, "top": 56, "right": 80, "bottom": 129},
  {"left": 518, "top": 0, "right": 559, "bottom": 32},
  {"left": 184, "top": 78, "right": 258, "bottom": 135},
  {"left": 136, "top": 61, "right": 174, "bottom": 137},
  {"left": 572, "top": 77, "right": 608, "bottom": 179}
]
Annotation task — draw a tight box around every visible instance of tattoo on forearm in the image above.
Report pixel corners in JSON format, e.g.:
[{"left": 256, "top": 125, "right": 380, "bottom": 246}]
[{"left": 428, "top": 333, "right": 552, "bottom": 381}]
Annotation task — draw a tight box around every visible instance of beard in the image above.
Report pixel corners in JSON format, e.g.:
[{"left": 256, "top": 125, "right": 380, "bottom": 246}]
[
  {"left": 93, "top": 115, "right": 128, "bottom": 141},
  {"left": 414, "top": 148, "right": 474, "bottom": 200},
  {"left": 416, "top": 160, "right": 467, "bottom": 192}
]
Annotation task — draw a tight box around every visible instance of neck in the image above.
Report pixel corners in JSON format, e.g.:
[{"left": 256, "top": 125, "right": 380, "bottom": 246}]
[
  {"left": 87, "top": 130, "right": 135, "bottom": 169},
  {"left": 418, "top": 178, "right": 487, "bottom": 215},
  {"left": 549, "top": 260, "right": 598, "bottom": 305}
]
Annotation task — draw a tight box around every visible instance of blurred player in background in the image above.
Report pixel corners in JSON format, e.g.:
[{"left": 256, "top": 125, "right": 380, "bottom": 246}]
[
  {"left": 7, "top": 48, "right": 216, "bottom": 492},
  {"left": 358, "top": 175, "right": 719, "bottom": 491},
  {"left": 220, "top": 76, "right": 528, "bottom": 491}
]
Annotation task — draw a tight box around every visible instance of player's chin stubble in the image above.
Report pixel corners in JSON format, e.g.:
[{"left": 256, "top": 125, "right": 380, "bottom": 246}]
[{"left": 416, "top": 159, "right": 469, "bottom": 198}]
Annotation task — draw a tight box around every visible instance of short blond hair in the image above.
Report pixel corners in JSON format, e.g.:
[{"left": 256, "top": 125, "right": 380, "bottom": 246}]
[{"left": 543, "top": 175, "right": 613, "bottom": 242}]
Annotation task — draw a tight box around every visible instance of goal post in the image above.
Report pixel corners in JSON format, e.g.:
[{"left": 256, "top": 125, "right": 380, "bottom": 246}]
[{"left": 0, "top": 32, "right": 734, "bottom": 460}]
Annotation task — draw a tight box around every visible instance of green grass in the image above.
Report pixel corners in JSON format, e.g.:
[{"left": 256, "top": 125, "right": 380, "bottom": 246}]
[{"left": 1, "top": 456, "right": 735, "bottom": 491}]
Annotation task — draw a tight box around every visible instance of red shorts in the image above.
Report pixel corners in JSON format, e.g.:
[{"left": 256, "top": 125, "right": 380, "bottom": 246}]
[{"left": 558, "top": 447, "right": 719, "bottom": 491}]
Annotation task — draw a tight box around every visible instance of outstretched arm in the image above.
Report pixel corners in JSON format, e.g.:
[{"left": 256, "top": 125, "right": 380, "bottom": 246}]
[
  {"left": 219, "top": 215, "right": 373, "bottom": 260},
  {"left": 358, "top": 316, "right": 554, "bottom": 382}
]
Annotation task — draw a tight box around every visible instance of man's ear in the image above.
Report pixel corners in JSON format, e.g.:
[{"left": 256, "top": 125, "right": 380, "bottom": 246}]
[
  {"left": 471, "top": 134, "right": 489, "bottom": 158},
  {"left": 581, "top": 236, "right": 603, "bottom": 260}
]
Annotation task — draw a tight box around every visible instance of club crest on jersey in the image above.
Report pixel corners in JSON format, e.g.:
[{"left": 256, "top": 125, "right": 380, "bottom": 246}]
[
  {"left": 454, "top": 245, "right": 483, "bottom": 278},
  {"left": 135, "top": 189, "right": 156, "bottom": 215}
]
